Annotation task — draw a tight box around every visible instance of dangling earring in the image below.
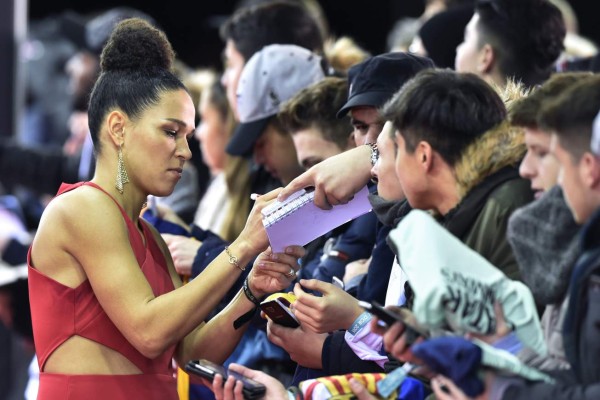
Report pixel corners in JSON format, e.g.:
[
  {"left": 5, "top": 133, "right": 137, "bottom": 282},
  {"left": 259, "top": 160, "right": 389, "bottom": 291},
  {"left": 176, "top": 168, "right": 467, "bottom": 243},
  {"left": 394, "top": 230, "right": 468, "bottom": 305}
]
[{"left": 116, "top": 143, "right": 129, "bottom": 194}]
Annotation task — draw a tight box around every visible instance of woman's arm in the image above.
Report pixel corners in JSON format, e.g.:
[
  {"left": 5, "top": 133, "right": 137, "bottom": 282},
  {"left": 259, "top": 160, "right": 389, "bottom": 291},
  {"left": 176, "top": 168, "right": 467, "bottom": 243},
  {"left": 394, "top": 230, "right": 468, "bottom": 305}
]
[{"left": 33, "top": 187, "right": 279, "bottom": 359}]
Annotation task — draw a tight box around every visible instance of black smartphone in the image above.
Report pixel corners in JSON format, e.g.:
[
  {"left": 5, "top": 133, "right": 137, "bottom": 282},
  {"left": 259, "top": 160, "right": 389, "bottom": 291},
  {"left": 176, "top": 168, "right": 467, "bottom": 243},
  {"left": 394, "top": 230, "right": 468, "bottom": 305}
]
[
  {"left": 259, "top": 297, "right": 300, "bottom": 328},
  {"left": 185, "top": 359, "right": 266, "bottom": 400},
  {"left": 358, "top": 300, "right": 428, "bottom": 345}
]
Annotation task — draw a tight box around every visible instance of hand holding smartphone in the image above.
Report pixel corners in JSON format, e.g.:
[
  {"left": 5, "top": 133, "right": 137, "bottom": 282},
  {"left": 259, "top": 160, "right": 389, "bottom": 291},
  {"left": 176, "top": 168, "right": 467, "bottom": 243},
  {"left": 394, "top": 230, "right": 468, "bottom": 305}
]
[
  {"left": 185, "top": 359, "right": 266, "bottom": 400},
  {"left": 358, "top": 300, "right": 428, "bottom": 345},
  {"left": 259, "top": 295, "right": 300, "bottom": 328}
]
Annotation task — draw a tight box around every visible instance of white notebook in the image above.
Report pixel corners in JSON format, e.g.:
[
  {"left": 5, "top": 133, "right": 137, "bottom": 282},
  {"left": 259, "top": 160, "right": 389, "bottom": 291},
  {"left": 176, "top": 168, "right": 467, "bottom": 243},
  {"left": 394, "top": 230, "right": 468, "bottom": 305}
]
[{"left": 261, "top": 185, "right": 372, "bottom": 253}]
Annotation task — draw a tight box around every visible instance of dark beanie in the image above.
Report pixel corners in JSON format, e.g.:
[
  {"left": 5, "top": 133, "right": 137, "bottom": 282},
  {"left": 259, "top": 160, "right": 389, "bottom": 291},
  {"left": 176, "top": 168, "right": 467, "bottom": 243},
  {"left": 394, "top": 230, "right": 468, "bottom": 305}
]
[{"left": 418, "top": 4, "right": 474, "bottom": 69}]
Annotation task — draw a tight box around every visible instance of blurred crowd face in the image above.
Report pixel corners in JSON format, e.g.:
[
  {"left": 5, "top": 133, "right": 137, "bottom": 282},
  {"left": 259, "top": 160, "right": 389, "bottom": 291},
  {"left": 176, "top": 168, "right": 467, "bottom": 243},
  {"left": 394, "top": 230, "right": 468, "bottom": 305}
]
[
  {"left": 371, "top": 122, "right": 404, "bottom": 201},
  {"left": 349, "top": 107, "right": 384, "bottom": 146},
  {"left": 195, "top": 90, "right": 228, "bottom": 174},
  {"left": 519, "top": 128, "right": 560, "bottom": 199},
  {"left": 221, "top": 40, "right": 245, "bottom": 120},
  {"left": 65, "top": 51, "right": 100, "bottom": 104},
  {"left": 291, "top": 127, "right": 349, "bottom": 169},
  {"left": 455, "top": 14, "right": 481, "bottom": 75},
  {"left": 253, "top": 123, "right": 303, "bottom": 185}
]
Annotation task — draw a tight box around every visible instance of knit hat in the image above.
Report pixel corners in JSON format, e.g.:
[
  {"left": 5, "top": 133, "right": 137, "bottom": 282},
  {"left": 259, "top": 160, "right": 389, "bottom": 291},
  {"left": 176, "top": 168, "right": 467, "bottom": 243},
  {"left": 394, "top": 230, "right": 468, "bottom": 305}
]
[
  {"left": 336, "top": 52, "right": 434, "bottom": 118},
  {"left": 418, "top": 4, "right": 474, "bottom": 69},
  {"left": 506, "top": 185, "right": 581, "bottom": 305},
  {"left": 226, "top": 44, "right": 325, "bottom": 156}
]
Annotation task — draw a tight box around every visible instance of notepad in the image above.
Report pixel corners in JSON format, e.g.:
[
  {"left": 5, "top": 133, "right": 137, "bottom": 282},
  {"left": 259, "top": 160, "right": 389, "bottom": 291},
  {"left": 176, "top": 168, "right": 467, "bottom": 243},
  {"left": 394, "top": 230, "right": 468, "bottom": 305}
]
[{"left": 261, "top": 185, "right": 372, "bottom": 253}]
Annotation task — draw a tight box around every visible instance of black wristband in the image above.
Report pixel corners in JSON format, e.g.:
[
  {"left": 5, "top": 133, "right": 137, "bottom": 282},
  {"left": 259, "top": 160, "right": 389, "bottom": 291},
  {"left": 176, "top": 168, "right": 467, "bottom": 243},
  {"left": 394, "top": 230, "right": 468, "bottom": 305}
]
[{"left": 243, "top": 276, "right": 261, "bottom": 306}]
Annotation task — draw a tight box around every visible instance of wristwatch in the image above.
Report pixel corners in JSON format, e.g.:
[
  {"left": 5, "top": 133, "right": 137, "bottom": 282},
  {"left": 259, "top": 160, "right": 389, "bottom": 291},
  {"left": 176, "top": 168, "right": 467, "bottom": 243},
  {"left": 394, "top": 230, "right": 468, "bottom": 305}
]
[{"left": 366, "top": 142, "right": 379, "bottom": 166}]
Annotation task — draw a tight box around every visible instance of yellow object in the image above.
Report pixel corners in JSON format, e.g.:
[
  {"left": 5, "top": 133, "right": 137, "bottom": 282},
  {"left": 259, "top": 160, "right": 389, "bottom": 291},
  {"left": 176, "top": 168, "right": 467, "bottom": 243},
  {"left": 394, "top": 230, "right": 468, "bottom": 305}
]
[{"left": 263, "top": 292, "right": 297, "bottom": 303}]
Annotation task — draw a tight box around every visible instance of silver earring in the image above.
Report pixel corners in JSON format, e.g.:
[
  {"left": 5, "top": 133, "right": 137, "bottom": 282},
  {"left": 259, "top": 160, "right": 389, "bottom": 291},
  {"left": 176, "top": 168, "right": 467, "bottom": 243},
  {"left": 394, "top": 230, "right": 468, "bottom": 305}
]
[{"left": 116, "top": 144, "right": 129, "bottom": 194}]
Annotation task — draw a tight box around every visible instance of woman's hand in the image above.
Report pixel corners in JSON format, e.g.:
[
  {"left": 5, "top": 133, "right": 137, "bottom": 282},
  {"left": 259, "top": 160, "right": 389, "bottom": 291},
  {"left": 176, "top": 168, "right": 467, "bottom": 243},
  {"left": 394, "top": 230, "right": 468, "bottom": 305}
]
[
  {"left": 212, "top": 363, "right": 288, "bottom": 400},
  {"left": 236, "top": 188, "right": 282, "bottom": 254},
  {"left": 248, "top": 246, "right": 305, "bottom": 298},
  {"left": 293, "top": 279, "right": 364, "bottom": 332},
  {"left": 162, "top": 234, "right": 202, "bottom": 276}
]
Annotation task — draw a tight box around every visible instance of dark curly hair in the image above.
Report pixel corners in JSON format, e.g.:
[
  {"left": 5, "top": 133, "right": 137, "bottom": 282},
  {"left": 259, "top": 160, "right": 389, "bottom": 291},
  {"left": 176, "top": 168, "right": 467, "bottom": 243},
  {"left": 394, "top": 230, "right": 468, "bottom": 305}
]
[{"left": 87, "top": 18, "right": 187, "bottom": 152}]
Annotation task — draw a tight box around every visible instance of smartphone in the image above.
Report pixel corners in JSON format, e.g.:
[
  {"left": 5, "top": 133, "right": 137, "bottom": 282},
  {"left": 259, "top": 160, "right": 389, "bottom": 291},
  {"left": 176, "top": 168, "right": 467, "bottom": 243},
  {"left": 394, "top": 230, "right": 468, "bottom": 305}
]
[
  {"left": 358, "top": 300, "right": 428, "bottom": 345},
  {"left": 185, "top": 359, "right": 266, "bottom": 400},
  {"left": 259, "top": 297, "right": 300, "bottom": 328}
]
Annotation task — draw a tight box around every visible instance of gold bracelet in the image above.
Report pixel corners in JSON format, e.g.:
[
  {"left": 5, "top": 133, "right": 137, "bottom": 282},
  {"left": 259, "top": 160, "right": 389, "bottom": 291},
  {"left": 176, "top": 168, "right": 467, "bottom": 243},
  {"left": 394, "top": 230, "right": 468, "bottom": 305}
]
[{"left": 224, "top": 246, "right": 245, "bottom": 271}]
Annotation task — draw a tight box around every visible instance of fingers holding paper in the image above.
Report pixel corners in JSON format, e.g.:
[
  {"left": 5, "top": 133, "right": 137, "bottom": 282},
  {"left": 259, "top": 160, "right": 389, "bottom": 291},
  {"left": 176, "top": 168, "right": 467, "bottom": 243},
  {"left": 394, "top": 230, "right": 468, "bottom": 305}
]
[
  {"left": 238, "top": 188, "right": 282, "bottom": 253},
  {"left": 248, "top": 246, "right": 305, "bottom": 298}
]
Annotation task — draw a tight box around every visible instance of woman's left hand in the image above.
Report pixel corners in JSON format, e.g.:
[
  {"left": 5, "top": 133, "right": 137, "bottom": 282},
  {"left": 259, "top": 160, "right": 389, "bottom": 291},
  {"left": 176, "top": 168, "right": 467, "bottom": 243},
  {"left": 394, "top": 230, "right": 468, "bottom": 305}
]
[{"left": 248, "top": 246, "right": 305, "bottom": 298}]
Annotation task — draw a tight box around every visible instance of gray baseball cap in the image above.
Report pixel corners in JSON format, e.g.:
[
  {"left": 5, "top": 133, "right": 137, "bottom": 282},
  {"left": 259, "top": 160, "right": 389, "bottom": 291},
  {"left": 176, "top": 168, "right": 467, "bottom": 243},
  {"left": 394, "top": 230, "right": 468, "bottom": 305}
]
[{"left": 226, "top": 44, "right": 325, "bottom": 157}]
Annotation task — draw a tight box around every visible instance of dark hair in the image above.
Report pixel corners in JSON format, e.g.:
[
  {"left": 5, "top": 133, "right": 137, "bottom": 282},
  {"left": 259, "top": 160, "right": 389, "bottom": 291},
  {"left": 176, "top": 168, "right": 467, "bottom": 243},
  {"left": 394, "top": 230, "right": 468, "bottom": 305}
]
[
  {"left": 510, "top": 72, "right": 593, "bottom": 128},
  {"left": 279, "top": 77, "right": 351, "bottom": 150},
  {"left": 219, "top": 1, "right": 324, "bottom": 62},
  {"left": 538, "top": 75, "right": 600, "bottom": 161},
  {"left": 381, "top": 69, "right": 506, "bottom": 167},
  {"left": 87, "top": 18, "right": 187, "bottom": 152},
  {"left": 475, "top": 0, "right": 565, "bottom": 87}
]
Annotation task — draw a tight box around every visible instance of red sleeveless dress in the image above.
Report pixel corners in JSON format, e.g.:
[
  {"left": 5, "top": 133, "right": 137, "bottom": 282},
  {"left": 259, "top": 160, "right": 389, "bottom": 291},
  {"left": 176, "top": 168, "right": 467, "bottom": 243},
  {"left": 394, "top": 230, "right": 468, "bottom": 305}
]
[{"left": 28, "top": 182, "right": 178, "bottom": 399}]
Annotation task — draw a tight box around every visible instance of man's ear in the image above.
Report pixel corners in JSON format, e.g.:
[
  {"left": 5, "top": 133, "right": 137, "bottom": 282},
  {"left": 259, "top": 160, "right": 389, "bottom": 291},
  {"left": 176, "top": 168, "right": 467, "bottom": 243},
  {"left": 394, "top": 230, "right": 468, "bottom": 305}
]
[
  {"left": 106, "top": 110, "right": 127, "bottom": 146},
  {"left": 478, "top": 43, "right": 495, "bottom": 74},
  {"left": 417, "top": 141, "right": 433, "bottom": 172},
  {"left": 582, "top": 152, "right": 600, "bottom": 190}
]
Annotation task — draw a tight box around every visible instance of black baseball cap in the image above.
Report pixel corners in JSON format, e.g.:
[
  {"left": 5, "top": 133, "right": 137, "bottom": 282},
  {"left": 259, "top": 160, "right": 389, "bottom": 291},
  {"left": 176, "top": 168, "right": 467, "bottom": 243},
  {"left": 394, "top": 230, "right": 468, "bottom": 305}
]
[{"left": 336, "top": 52, "right": 435, "bottom": 118}]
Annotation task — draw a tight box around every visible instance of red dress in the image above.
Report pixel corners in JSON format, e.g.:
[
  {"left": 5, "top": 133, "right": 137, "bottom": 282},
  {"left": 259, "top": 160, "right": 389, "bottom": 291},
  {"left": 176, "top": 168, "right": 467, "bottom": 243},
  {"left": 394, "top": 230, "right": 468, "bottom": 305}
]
[{"left": 28, "top": 182, "right": 178, "bottom": 399}]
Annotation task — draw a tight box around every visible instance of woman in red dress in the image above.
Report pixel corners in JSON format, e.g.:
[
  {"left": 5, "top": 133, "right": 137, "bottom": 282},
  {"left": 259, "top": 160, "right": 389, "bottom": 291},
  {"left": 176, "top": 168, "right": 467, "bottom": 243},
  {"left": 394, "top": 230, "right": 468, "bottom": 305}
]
[{"left": 27, "top": 18, "right": 303, "bottom": 399}]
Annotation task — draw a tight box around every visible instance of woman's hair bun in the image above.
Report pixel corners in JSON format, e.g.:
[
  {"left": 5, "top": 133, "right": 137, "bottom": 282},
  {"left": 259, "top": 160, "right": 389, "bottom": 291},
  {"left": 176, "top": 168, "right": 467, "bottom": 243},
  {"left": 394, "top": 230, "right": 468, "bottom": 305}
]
[{"left": 100, "top": 18, "right": 175, "bottom": 73}]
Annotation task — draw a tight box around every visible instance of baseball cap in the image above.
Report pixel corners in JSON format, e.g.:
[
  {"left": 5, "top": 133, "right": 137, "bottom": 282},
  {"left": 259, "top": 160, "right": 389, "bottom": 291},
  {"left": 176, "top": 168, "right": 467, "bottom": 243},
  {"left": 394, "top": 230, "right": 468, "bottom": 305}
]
[
  {"left": 226, "top": 44, "right": 326, "bottom": 156},
  {"left": 336, "top": 52, "right": 435, "bottom": 118},
  {"left": 591, "top": 109, "right": 600, "bottom": 156}
]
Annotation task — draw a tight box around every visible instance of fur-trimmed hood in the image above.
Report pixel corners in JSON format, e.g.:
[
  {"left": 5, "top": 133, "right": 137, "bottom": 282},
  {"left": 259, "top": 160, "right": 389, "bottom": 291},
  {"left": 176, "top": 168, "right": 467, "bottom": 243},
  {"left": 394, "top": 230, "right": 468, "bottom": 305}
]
[{"left": 452, "top": 81, "right": 530, "bottom": 201}]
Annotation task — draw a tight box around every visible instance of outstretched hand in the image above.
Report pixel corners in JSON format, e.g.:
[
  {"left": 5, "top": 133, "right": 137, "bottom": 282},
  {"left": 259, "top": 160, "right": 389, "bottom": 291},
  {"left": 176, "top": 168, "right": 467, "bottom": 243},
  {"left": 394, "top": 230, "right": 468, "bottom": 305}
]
[{"left": 277, "top": 145, "right": 373, "bottom": 209}]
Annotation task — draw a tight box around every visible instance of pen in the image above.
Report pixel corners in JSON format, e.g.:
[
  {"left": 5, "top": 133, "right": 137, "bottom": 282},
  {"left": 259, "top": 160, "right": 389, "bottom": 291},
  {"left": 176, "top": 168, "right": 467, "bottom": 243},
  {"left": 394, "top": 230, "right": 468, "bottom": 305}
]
[{"left": 250, "top": 193, "right": 260, "bottom": 201}]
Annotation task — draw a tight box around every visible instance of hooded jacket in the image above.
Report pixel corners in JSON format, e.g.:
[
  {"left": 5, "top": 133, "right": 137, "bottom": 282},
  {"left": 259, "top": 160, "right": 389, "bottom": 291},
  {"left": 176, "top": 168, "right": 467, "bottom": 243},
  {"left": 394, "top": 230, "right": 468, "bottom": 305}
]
[{"left": 438, "top": 118, "right": 533, "bottom": 280}]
